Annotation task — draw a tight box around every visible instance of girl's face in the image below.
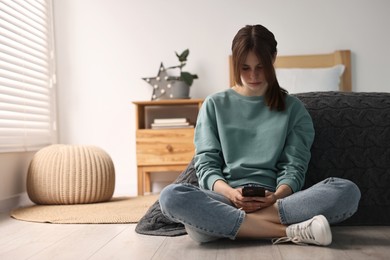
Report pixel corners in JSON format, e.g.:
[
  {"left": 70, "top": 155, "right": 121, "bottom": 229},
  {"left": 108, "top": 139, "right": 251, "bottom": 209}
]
[{"left": 239, "top": 51, "right": 268, "bottom": 96}]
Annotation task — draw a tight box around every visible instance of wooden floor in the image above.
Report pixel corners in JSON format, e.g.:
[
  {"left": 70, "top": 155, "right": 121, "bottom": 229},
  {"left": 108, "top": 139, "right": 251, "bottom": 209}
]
[{"left": 1, "top": 212, "right": 390, "bottom": 260}]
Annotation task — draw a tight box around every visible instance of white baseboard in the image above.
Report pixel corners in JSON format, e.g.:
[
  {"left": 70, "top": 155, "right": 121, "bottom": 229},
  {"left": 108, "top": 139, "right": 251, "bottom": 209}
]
[{"left": 0, "top": 192, "right": 32, "bottom": 213}]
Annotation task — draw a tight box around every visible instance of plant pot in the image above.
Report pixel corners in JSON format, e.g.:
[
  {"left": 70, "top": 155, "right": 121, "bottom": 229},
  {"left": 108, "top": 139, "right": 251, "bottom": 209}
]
[{"left": 156, "top": 80, "right": 190, "bottom": 100}]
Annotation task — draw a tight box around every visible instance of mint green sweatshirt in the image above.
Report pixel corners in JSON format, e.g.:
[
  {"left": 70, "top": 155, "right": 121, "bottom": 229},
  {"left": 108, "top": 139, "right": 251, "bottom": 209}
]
[{"left": 194, "top": 89, "right": 314, "bottom": 193}]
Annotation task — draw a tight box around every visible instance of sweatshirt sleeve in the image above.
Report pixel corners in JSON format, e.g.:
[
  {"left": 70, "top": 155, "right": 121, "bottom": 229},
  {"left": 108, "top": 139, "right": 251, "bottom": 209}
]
[
  {"left": 194, "top": 97, "right": 226, "bottom": 190},
  {"left": 276, "top": 100, "right": 315, "bottom": 193}
]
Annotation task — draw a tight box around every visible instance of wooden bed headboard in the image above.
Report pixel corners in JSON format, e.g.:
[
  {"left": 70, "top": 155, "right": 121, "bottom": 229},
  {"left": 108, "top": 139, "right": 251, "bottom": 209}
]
[{"left": 229, "top": 50, "right": 352, "bottom": 92}]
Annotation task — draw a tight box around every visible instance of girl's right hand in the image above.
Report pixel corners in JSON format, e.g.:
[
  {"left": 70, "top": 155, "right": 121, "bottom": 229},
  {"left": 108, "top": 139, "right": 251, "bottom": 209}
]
[{"left": 213, "top": 180, "right": 262, "bottom": 212}]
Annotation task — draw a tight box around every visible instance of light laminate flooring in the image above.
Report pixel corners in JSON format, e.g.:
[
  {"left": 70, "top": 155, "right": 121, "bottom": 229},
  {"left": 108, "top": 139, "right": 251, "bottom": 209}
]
[{"left": 1, "top": 212, "right": 390, "bottom": 260}]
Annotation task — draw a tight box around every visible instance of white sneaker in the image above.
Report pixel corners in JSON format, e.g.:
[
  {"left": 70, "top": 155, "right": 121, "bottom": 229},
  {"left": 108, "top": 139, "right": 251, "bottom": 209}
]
[{"left": 273, "top": 215, "right": 332, "bottom": 246}]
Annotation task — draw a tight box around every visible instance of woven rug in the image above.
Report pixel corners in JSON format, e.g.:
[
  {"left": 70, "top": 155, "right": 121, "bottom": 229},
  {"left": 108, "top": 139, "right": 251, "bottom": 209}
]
[{"left": 10, "top": 195, "right": 159, "bottom": 224}]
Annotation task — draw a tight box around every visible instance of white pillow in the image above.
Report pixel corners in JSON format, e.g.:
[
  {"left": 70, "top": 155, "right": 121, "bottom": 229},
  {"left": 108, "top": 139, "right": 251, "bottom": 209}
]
[{"left": 276, "top": 64, "right": 345, "bottom": 93}]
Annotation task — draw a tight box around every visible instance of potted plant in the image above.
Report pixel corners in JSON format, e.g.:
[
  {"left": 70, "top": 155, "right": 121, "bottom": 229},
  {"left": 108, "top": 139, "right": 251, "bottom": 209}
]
[
  {"left": 168, "top": 49, "right": 198, "bottom": 87},
  {"left": 143, "top": 49, "right": 198, "bottom": 100}
]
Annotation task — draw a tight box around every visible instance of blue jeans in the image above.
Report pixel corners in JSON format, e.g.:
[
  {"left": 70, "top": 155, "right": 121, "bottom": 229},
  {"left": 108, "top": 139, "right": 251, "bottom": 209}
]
[{"left": 159, "top": 177, "right": 361, "bottom": 243}]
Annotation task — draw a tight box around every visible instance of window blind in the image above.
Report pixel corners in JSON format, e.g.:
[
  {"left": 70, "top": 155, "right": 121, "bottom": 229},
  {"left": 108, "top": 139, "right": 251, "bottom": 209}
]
[{"left": 0, "top": 0, "right": 56, "bottom": 152}]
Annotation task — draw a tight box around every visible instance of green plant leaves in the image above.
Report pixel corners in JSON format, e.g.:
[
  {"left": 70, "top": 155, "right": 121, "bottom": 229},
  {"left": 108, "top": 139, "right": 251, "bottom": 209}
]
[
  {"left": 175, "top": 49, "right": 189, "bottom": 63},
  {"left": 181, "top": 72, "right": 198, "bottom": 86},
  {"left": 171, "top": 49, "right": 198, "bottom": 86}
]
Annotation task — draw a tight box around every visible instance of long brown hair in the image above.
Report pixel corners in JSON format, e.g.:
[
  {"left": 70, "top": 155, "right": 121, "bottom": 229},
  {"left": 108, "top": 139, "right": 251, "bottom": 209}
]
[{"left": 232, "top": 24, "right": 287, "bottom": 111}]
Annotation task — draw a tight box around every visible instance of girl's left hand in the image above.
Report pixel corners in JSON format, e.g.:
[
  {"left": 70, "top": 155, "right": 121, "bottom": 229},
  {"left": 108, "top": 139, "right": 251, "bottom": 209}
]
[{"left": 259, "top": 190, "right": 277, "bottom": 208}]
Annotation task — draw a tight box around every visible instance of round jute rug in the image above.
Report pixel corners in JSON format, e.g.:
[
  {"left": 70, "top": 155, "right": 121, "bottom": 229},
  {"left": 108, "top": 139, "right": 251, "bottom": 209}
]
[{"left": 10, "top": 194, "right": 159, "bottom": 224}]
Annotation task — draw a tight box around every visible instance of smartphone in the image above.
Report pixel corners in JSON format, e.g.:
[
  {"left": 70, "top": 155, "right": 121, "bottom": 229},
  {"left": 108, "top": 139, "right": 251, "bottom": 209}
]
[{"left": 242, "top": 186, "right": 266, "bottom": 197}]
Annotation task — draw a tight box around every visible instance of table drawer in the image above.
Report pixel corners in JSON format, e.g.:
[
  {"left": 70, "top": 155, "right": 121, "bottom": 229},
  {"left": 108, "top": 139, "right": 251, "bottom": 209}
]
[{"left": 136, "top": 129, "right": 195, "bottom": 165}]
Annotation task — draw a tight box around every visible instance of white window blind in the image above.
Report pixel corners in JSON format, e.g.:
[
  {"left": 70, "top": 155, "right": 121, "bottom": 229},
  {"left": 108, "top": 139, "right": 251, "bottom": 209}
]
[{"left": 0, "top": 0, "right": 56, "bottom": 152}]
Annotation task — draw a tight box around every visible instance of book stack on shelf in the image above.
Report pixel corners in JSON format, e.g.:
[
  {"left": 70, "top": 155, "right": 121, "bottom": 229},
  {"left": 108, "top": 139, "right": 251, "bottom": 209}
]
[{"left": 151, "top": 118, "right": 194, "bottom": 129}]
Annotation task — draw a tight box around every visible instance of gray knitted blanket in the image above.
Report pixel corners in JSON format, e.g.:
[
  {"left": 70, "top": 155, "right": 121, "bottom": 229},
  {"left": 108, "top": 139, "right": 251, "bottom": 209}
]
[{"left": 135, "top": 158, "right": 198, "bottom": 236}]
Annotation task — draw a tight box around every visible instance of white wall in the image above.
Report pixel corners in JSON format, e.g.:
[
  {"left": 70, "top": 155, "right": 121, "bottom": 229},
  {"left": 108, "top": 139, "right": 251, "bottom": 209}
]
[{"left": 52, "top": 0, "right": 390, "bottom": 196}]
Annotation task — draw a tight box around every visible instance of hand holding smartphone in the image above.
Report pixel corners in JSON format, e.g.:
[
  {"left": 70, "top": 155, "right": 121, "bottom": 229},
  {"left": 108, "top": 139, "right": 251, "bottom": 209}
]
[{"left": 242, "top": 186, "right": 266, "bottom": 197}]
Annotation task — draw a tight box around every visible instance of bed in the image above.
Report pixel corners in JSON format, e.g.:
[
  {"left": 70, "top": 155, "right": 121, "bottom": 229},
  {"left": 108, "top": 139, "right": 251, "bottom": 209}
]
[{"left": 229, "top": 50, "right": 352, "bottom": 92}]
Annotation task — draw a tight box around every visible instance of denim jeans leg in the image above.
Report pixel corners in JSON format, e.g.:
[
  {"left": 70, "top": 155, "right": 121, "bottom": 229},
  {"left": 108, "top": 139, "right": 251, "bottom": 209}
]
[
  {"left": 160, "top": 183, "right": 245, "bottom": 243},
  {"left": 277, "top": 177, "right": 361, "bottom": 225}
]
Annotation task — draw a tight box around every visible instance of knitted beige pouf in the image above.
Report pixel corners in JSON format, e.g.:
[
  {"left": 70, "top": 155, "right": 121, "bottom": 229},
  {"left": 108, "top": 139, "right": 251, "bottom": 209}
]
[{"left": 27, "top": 144, "right": 115, "bottom": 205}]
